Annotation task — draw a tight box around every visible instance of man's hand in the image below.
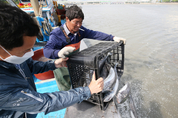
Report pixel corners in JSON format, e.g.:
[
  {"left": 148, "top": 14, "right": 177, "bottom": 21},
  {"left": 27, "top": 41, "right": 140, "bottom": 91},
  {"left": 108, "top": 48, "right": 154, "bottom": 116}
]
[
  {"left": 88, "top": 72, "right": 104, "bottom": 94},
  {"left": 54, "top": 58, "right": 68, "bottom": 68},
  {"left": 113, "top": 36, "right": 126, "bottom": 44},
  {"left": 58, "top": 46, "right": 76, "bottom": 58}
]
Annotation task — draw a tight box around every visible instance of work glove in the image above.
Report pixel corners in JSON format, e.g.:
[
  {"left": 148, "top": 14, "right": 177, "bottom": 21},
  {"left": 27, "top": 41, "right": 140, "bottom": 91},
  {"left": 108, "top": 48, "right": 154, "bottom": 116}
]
[
  {"left": 113, "top": 36, "right": 126, "bottom": 44},
  {"left": 58, "top": 46, "right": 75, "bottom": 58}
]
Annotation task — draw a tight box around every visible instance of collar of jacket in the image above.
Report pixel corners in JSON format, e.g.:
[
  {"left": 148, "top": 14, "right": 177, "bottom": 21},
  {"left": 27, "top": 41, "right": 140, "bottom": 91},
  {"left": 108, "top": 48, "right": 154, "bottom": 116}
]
[
  {"left": 63, "top": 23, "right": 78, "bottom": 36},
  {"left": 0, "top": 60, "right": 16, "bottom": 69}
]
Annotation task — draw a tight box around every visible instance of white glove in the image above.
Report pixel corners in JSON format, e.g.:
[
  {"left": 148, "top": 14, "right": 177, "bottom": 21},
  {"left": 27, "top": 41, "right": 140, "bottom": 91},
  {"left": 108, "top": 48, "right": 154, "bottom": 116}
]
[
  {"left": 58, "top": 46, "right": 75, "bottom": 58},
  {"left": 113, "top": 37, "right": 126, "bottom": 44}
]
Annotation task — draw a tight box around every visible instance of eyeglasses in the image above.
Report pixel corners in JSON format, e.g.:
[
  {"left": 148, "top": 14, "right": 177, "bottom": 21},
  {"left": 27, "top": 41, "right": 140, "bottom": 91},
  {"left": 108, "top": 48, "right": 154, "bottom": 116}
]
[{"left": 71, "top": 20, "right": 82, "bottom": 25}]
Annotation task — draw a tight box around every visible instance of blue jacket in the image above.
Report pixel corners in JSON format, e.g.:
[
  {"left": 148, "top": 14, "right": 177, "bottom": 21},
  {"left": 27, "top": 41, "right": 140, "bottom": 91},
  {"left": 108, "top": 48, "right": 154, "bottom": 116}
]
[
  {"left": 43, "top": 25, "right": 114, "bottom": 59},
  {"left": 0, "top": 58, "right": 91, "bottom": 118}
]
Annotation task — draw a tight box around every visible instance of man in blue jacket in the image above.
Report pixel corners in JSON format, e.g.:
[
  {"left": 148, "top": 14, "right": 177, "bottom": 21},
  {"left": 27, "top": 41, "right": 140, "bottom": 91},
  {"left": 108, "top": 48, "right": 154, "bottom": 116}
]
[
  {"left": 43, "top": 5, "right": 126, "bottom": 91},
  {"left": 43, "top": 5, "right": 126, "bottom": 59},
  {"left": 0, "top": 3, "right": 104, "bottom": 118}
]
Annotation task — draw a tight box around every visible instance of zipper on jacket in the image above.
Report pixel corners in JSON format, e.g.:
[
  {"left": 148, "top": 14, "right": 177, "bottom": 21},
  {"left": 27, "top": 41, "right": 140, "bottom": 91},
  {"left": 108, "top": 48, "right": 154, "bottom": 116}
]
[{"left": 24, "top": 113, "right": 27, "bottom": 118}]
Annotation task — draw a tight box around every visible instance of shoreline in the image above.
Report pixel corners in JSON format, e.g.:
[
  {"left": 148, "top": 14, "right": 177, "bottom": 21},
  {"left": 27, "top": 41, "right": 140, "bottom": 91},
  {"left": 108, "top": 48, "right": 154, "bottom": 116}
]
[{"left": 79, "top": 2, "right": 178, "bottom": 5}]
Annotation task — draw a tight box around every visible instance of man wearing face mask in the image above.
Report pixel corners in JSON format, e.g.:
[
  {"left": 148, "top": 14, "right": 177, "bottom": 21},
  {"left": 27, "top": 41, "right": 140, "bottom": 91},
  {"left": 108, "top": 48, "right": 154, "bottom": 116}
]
[{"left": 0, "top": 3, "right": 104, "bottom": 118}]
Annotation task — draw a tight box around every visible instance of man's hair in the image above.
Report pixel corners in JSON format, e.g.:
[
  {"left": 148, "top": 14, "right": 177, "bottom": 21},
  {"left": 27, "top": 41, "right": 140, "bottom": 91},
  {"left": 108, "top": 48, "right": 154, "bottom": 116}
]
[
  {"left": 66, "top": 5, "right": 84, "bottom": 21},
  {"left": 0, "top": 2, "right": 39, "bottom": 50}
]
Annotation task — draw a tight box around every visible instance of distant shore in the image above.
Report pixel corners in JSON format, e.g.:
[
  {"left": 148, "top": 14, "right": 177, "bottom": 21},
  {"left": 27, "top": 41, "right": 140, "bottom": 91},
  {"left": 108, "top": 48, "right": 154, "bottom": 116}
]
[{"left": 139, "top": 2, "right": 178, "bottom": 5}]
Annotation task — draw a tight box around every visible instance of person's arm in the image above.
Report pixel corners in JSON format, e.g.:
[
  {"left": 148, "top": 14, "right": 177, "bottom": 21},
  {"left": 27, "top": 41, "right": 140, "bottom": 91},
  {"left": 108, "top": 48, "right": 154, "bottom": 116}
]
[
  {"left": 43, "top": 31, "right": 65, "bottom": 59},
  {"left": 26, "top": 58, "right": 56, "bottom": 74},
  {"left": 81, "top": 26, "right": 114, "bottom": 41},
  {"left": 0, "top": 73, "right": 103, "bottom": 115},
  {"left": 80, "top": 26, "right": 126, "bottom": 44},
  {"left": 0, "top": 82, "right": 91, "bottom": 115},
  {"left": 26, "top": 58, "right": 68, "bottom": 74}
]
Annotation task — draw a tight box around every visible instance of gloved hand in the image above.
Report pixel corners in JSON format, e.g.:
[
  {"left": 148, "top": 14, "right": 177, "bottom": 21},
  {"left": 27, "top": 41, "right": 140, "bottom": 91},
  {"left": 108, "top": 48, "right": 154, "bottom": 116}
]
[
  {"left": 113, "top": 37, "right": 126, "bottom": 44},
  {"left": 58, "top": 46, "right": 75, "bottom": 58}
]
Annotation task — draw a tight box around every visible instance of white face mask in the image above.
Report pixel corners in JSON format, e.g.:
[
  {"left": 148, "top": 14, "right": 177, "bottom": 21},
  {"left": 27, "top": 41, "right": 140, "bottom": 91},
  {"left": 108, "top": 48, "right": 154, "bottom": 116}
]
[{"left": 0, "top": 45, "right": 34, "bottom": 64}]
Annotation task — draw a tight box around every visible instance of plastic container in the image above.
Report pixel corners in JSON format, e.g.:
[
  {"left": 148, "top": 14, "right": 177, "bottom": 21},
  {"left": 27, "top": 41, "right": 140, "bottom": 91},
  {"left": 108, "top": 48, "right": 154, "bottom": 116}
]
[
  {"left": 67, "top": 41, "right": 124, "bottom": 110},
  {"left": 32, "top": 48, "right": 54, "bottom": 80}
]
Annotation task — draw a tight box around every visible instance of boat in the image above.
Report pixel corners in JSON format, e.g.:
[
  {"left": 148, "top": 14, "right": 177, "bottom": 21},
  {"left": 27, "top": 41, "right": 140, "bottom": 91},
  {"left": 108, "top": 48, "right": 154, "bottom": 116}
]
[{"left": 7, "top": 0, "right": 66, "bottom": 46}]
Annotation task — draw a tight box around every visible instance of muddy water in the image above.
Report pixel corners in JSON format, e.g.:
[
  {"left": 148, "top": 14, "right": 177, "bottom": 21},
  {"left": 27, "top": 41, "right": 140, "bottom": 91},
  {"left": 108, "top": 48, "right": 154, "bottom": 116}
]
[{"left": 81, "top": 4, "right": 178, "bottom": 118}]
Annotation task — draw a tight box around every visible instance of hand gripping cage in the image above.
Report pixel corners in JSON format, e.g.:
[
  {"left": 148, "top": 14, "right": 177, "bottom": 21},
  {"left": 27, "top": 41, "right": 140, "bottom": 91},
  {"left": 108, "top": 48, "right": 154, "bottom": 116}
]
[{"left": 67, "top": 41, "right": 124, "bottom": 110}]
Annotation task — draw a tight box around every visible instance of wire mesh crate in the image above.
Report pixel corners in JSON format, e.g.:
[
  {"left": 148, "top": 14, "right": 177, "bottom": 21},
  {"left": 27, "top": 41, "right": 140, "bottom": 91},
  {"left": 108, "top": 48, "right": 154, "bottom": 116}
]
[{"left": 67, "top": 41, "right": 124, "bottom": 110}]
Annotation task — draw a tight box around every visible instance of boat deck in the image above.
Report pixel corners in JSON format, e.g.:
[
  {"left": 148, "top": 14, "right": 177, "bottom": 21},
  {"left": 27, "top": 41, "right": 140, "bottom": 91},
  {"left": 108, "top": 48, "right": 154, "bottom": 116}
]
[{"left": 35, "top": 78, "right": 66, "bottom": 118}]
